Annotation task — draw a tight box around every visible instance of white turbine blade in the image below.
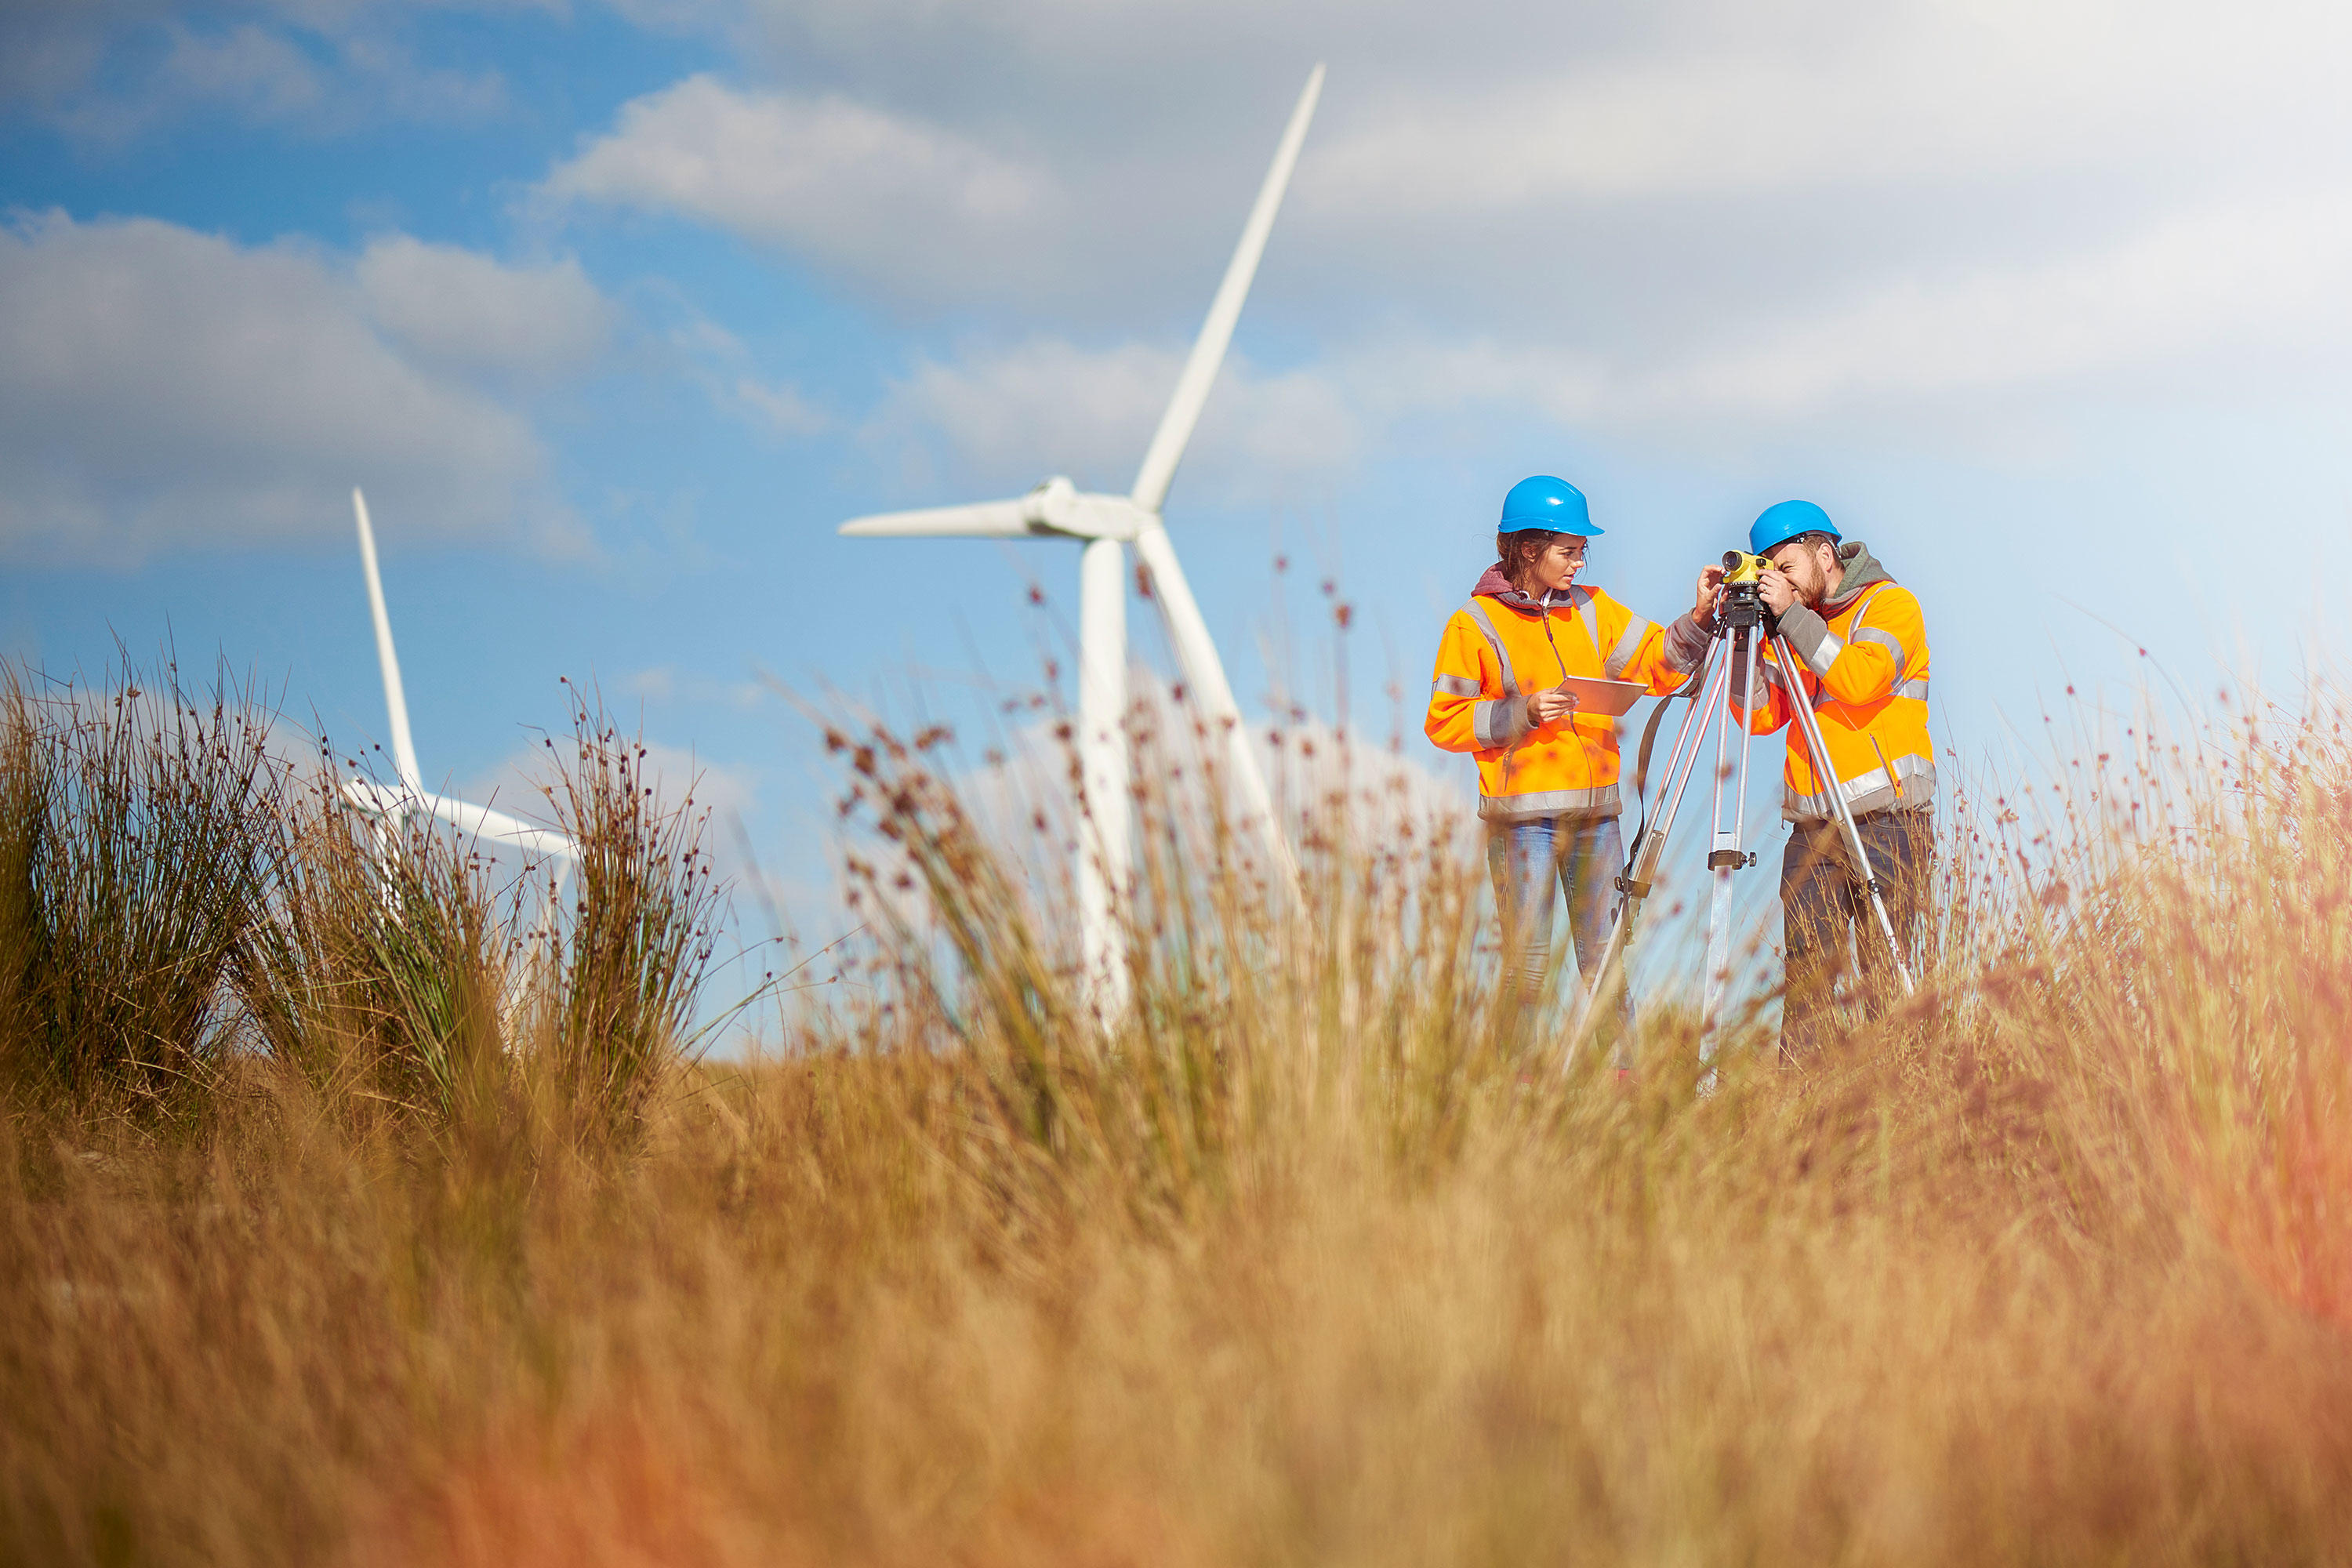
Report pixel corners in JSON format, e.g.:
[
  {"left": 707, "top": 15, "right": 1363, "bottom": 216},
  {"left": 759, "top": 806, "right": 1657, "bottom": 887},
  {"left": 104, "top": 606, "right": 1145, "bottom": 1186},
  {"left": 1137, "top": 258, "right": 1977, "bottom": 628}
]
[
  {"left": 416, "top": 793, "right": 576, "bottom": 860},
  {"left": 352, "top": 488, "right": 423, "bottom": 793},
  {"left": 1130, "top": 64, "right": 1324, "bottom": 515},
  {"left": 1132, "top": 525, "right": 1300, "bottom": 900},
  {"left": 839, "top": 499, "right": 1034, "bottom": 538}
]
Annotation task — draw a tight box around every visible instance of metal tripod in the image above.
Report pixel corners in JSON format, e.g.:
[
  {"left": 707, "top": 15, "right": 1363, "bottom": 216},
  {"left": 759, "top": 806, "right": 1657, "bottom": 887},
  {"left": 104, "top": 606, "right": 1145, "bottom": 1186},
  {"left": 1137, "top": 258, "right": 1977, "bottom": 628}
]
[{"left": 1563, "top": 560, "right": 1918, "bottom": 1076}]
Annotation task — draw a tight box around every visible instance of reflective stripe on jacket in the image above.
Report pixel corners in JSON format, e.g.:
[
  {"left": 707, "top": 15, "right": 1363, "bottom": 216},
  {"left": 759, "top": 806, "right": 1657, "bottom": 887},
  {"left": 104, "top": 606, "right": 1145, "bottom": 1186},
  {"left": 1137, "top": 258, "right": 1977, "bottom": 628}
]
[
  {"left": 1733, "top": 579, "right": 1934, "bottom": 822},
  {"left": 1427, "top": 581, "right": 1704, "bottom": 821}
]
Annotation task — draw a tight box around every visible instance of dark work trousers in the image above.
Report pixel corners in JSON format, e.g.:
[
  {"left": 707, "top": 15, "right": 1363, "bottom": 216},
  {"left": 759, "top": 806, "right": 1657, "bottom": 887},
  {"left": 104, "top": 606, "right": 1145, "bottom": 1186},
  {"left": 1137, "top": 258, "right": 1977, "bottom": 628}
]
[{"left": 1779, "top": 810, "right": 1933, "bottom": 1061}]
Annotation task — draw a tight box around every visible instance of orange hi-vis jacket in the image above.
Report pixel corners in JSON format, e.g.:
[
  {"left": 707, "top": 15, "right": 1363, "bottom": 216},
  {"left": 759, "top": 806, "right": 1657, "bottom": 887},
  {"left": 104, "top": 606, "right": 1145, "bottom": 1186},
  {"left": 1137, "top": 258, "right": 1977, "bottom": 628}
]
[
  {"left": 1426, "top": 565, "right": 1708, "bottom": 821},
  {"left": 1733, "top": 546, "right": 1934, "bottom": 822}
]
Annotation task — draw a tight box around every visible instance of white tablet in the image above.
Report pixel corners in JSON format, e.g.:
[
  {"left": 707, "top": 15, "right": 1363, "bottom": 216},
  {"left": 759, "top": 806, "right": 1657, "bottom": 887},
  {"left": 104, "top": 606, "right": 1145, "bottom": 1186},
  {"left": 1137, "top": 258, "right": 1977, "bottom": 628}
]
[{"left": 1549, "top": 674, "right": 1649, "bottom": 717}]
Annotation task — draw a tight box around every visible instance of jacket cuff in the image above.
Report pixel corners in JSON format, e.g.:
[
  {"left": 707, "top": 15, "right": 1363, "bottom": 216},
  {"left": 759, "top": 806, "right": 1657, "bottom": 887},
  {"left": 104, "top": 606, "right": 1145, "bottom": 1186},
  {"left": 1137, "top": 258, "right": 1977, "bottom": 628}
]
[
  {"left": 1775, "top": 603, "right": 1837, "bottom": 674},
  {"left": 1473, "top": 695, "right": 1530, "bottom": 748},
  {"left": 1663, "top": 612, "right": 1711, "bottom": 673}
]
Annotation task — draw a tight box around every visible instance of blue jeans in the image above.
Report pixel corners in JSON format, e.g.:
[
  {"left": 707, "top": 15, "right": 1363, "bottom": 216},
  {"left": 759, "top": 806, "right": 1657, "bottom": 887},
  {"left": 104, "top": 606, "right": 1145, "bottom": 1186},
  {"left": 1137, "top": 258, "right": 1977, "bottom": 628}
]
[{"left": 1486, "top": 814, "right": 1634, "bottom": 1052}]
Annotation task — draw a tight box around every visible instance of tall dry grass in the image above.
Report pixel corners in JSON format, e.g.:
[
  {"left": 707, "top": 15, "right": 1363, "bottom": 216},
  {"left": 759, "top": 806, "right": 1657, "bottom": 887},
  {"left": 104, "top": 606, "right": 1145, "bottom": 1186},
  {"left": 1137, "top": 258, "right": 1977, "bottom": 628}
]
[
  {"left": 0, "top": 659, "right": 286, "bottom": 1114},
  {"left": 0, "top": 659, "right": 725, "bottom": 1138},
  {"left": 5, "top": 663, "right": 2352, "bottom": 1566},
  {"left": 234, "top": 750, "right": 512, "bottom": 1123},
  {"left": 546, "top": 693, "right": 730, "bottom": 1138}
]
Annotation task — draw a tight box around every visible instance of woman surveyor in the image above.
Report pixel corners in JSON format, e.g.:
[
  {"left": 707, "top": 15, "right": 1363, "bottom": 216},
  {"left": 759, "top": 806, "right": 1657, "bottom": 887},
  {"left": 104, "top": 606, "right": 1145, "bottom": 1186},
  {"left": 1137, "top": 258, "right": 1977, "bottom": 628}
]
[{"left": 1425, "top": 475, "right": 1715, "bottom": 1062}]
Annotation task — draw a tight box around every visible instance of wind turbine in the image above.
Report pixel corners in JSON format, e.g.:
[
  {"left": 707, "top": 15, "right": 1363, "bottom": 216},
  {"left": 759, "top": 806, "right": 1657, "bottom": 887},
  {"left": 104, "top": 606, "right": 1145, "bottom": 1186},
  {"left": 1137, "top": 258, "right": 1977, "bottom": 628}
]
[
  {"left": 839, "top": 65, "right": 1323, "bottom": 1006},
  {"left": 343, "top": 487, "right": 575, "bottom": 880}
]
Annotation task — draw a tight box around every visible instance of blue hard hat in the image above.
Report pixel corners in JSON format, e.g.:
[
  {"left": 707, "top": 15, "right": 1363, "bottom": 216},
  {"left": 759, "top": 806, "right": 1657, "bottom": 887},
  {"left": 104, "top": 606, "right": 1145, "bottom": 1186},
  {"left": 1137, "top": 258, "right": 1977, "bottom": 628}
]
[
  {"left": 1749, "top": 499, "right": 1840, "bottom": 557},
  {"left": 1498, "top": 475, "right": 1602, "bottom": 536}
]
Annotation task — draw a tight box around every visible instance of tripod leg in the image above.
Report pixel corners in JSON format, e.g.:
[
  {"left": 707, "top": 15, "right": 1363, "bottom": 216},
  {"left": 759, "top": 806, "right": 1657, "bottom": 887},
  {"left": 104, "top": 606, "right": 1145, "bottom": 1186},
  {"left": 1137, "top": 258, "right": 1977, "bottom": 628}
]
[
  {"left": 1770, "top": 633, "right": 1918, "bottom": 996},
  {"left": 1562, "top": 643, "right": 1730, "bottom": 1065},
  {"left": 1697, "top": 880, "right": 1737, "bottom": 1089},
  {"left": 1697, "top": 626, "right": 1760, "bottom": 1085}
]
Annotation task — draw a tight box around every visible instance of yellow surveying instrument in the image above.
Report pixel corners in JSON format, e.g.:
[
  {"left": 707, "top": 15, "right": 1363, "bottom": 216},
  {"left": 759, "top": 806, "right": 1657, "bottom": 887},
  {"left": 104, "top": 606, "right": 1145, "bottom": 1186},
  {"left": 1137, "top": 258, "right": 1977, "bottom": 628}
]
[
  {"left": 1719, "top": 550, "right": 1772, "bottom": 585},
  {"left": 1566, "top": 550, "right": 1917, "bottom": 1083}
]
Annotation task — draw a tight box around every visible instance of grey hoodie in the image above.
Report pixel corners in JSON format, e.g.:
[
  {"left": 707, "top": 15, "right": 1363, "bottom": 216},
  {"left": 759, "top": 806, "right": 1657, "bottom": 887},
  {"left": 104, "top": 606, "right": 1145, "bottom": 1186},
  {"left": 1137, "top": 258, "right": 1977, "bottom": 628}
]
[{"left": 1773, "top": 540, "right": 1894, "bottom": 667}]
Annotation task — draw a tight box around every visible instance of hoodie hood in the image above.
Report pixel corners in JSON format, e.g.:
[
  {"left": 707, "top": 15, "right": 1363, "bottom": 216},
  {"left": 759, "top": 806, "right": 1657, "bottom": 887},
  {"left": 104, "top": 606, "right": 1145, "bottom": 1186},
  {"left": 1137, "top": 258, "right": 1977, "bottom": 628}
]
[
  {"left": 1472, "top": 562, "right": 1575, "bottom": 614},
  {"left": 1822, "top": 539, "right": 1893, "bottom": 613}
]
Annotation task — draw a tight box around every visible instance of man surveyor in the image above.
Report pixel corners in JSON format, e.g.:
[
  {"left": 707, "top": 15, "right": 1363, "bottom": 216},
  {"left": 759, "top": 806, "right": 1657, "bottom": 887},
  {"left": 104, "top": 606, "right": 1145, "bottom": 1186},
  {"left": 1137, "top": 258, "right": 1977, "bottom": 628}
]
[
  {"left": 1697, "top": 499, "right": 1934, "bottom": 1058},
  {"left": 1426, "top": 475, "right": 1713, "bottom": 1058}
]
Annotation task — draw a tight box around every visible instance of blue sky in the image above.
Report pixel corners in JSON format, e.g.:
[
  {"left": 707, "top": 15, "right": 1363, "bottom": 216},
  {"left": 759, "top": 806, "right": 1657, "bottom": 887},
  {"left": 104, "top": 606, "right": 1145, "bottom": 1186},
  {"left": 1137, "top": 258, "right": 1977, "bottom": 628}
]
[{"left": 5, "top": 0, "right": 2350, "bottom": 995}]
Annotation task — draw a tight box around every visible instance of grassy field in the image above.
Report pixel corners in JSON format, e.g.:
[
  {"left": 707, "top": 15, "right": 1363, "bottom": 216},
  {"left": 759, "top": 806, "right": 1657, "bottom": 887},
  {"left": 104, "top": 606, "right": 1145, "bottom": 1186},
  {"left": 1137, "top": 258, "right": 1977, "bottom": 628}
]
[{"left": 4, "top": 660, "right": 2350, "bottom": 1566}]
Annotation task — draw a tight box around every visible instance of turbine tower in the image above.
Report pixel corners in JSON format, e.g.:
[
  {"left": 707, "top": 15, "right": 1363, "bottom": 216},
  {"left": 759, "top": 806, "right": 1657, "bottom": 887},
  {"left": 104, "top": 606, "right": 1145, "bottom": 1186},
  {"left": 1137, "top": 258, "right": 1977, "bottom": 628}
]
[
  {"left": 839, "top": 65, "right": 1322, "bottom": 1007},
  {"left": 343, "top": 487, "right": 575, "bottom": 876}
]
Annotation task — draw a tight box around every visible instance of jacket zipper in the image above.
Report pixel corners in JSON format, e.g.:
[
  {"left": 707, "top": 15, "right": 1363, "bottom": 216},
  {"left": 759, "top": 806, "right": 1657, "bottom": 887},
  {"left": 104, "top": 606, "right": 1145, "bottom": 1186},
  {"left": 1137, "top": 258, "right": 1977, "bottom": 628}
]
[{"left": 1537, "top": 590, "right": 1571, "bottom": 684}]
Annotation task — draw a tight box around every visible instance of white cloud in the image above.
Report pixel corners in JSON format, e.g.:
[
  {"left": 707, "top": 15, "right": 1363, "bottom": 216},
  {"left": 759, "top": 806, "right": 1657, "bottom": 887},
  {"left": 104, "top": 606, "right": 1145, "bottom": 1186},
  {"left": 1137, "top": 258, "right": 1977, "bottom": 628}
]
[
  {"left": 623, "top": 664, "right": 764, "bottom": 710},
  {"left": 2, "top": 2, "right": 515, "bottom": 141},
  {"left": 539, "top": 74, "right": 1056, "bottom": 298},
  {"left": 852, "top": 169, "right": 2352, "bottom": 500},
  {"left": 1330, "top": 337, "right": 1610, "bottom": 430},
  {"left": 639, "top": 739, "right": 757, "bottom": 826},
  {"left": 333, "top": 34, "right": 506, "bottom": 127},
  {"left": 702, "top": 0, "right": 2352, "bottom": 214},
  {"left": 0, "top": 212, "right": 606, "bottom": 564},
  {"left": 599, "top": 0, "right": 719, "bottom": 31},
  {"left": 1303, "top": 2, "right": 2352, "bottom": 214},
  {"left": 0, "top": 2, "right": 165, "bottom": 112},
  {"left": 1323, "top": 188, "right": 2352, "bottom": 426},
  {"left": 1655, "top": 191, "right": 2352, "bottom": 415},
  {"left": 862, "top": 336, "right": 1357, "bottom": 501},
  {"left": 532, "top": 0, "right": 2352, "bottom": 438},
  {"left": 652, "top": 314, "right": 831, "bottom": 438},
  {"left": 728, "top": 374, "right": 826, "bottom": 437},
  {"left": 22, "top": 0, "right": 2352, "bottom": 565},
  {"left": 159, "top": 23, "right": 325, "bottom": 124},
  {"left": 357, "top": 235, "right": 614, "bottom": 386}
]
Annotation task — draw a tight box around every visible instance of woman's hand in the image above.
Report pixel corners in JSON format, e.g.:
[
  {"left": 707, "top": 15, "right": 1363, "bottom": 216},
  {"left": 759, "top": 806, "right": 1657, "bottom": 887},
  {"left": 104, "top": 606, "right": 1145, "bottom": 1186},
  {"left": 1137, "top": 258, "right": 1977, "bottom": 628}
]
[
  {"left": 1528, "top": 687, "right": 1578, "bottom": 727},
  {"left": 1694, "top": 564, "right": 1724, "bottom": 625}
]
